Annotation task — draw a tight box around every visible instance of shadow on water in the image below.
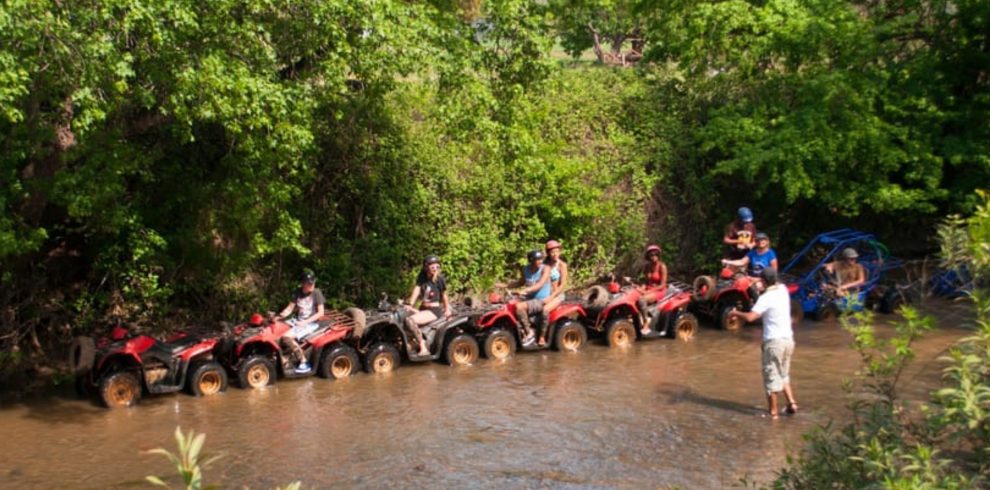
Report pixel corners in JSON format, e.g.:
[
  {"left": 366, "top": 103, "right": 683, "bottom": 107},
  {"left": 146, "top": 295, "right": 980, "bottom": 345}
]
[{"left": 658, "top": 384, "right": 764, "bottom": 416}]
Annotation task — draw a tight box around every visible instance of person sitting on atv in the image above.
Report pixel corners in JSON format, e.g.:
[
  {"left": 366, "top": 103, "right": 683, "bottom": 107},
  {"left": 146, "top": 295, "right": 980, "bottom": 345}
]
[
  {"left": 404, "top": 255, "right": 453, "bottom": 356},
  {"left": 722, "top": 232, "right": 778, "bottom": 280},
  {"left": 539, "top": 240, "right": 569, "bottom": 346},
  {"left": 502, "top": 249, "right": 552, "bottom": 346},
  {"left": 273, "top": 270, "right": 326, "bottom": 374},
  {"left": 635, "top": 244, "right": 668, "bottom": 334},
  {"left": 823, "top": 247, "right": 866, "bottom": 297},
  {"left": 724, "top": 206, "right": 757, "bottom": 261}
]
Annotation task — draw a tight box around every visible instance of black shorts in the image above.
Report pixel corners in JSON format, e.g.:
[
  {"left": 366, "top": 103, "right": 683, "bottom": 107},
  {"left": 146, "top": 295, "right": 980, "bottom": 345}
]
[{"left": 421, "top": 306, "right": 444, "bottom": 318}]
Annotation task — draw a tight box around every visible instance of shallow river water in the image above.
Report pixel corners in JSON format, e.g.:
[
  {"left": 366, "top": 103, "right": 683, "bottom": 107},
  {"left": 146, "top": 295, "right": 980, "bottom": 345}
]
[{"left": 0, "top": 300, "right": 974, "bottom": 489}]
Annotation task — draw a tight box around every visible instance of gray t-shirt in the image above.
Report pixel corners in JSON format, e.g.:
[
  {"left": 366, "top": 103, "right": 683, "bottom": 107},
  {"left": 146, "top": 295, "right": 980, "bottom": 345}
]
[
  {"left": 292, "top": 288, "right": 325, "bottom": 319},
  {"left": 751, "top": 284, "right": 793, "bottom": 342}
]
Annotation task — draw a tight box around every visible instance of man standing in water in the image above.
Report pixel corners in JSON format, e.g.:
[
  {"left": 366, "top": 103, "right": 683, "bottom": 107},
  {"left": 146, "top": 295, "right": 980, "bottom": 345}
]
[{"left": 728, "top": 267, "right": 798, "bottom": 420}]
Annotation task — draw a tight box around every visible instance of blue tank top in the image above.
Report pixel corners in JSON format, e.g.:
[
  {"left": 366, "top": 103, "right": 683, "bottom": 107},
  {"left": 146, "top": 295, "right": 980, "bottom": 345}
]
[
  {"left": 525, "top": 265, "right": 551, "bottom": 300},
  {"left": 549, "top": 262, "right": 561, "bottom": 282}
]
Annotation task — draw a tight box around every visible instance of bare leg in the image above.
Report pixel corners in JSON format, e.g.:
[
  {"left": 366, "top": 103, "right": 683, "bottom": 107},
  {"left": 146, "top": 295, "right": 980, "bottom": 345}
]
[
  {"left": 404, "top": 317, "right": 429, "bottom": 355},
  {"left": 638, "top": 291, "right": 658, "bottom": 333},
  {"left": 540, "top": 296, "right": 563, "bottom": 345},
  {"left": 782, "top": 383, "right": 798, "bottom": 413},
  {"left": 767, "top": 392, "right": 779, "bottom": 420}
]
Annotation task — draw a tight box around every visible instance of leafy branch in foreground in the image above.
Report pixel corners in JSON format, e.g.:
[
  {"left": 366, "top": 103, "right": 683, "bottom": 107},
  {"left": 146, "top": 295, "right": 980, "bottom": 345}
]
[{"left": 145, "top": 426, "right": 300, "bottom": 490}]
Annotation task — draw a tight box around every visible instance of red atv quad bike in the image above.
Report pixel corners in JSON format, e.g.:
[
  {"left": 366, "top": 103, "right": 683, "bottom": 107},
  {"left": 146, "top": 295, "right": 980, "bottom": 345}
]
[
  {"left": 68, "top": 325, "right": 225, "bottom": 408},
  {"left": 217, "top": 308, "right": 366, "bottom": 389},
  {"left": 580, "top": 277, "right": 698, "bottom": 348},
  {"left": 467, "top": 290, "right": 589, "bottom": 361},
  {"left": 357, "top": 294, "right": 481, "bottom": 374},
  {"left": 691, "top": 267, "right": 801, "bottom": 331}
]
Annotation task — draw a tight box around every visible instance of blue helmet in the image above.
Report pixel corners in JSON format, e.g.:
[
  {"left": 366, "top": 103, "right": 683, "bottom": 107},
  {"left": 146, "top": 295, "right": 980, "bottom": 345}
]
[{"left": 737, "top": 207, "right": 753, "bottom": 223}]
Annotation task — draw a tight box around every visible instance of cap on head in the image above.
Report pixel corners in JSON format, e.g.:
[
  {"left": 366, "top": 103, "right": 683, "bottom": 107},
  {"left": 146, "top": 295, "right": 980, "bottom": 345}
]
[
  {"left": 249, "top": 313, "right": 264, "bottom": 326},
  {"left": 841, "top": 247, "right": 859, "bottom": 259},
  {"left": 755, "top": 232, "right": 769, "bottom": 241},
  {"left": 545, "top": 240, "right": 561, "bottom": 252},
  {"left": 738, "top": 207, "right": 754, "bottom": 223},
  {"left": 527, "top": 249, "right": 545, "bottom": 263},
  {"left": 760, "top": 267, "right": 778, "bottom": 285},
  {"left": 644, "top": 244, "right": 661, "bottom": 257},
  {"left": 424, "top": 254, "right": 441, "bottom": 267},
  {"left": 300, "top": 270, "right": 316, "bottom": 284}
]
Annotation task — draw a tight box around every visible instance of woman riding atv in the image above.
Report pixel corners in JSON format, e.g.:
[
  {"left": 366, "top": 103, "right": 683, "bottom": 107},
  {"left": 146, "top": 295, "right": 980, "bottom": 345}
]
[
  {"left": 539, "top": 240, "right": 569, "bottom": 346},
  {"left": 404, "top": 255, "right": 453, "bottom": 356},
  {"left": 635, "top": 244, "right": 668, "bottom": 334}
]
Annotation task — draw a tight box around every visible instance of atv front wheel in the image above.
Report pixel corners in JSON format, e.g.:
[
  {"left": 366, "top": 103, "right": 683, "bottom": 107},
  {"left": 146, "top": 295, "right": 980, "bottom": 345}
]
[
  {"left": 364, "top": 342, "right": 401, "bottom": 374},
  {"left": 99, "top": 371, "right": 142, "bottom": 408},
  {"left": 319, "top": 344, "right": 360, "bottom": 379},
  {"left": 187, "top": 362, "right": 228, "bottom": 396},
  {"left": 238, "top": 356, "right": 275, "bottom": 389}
]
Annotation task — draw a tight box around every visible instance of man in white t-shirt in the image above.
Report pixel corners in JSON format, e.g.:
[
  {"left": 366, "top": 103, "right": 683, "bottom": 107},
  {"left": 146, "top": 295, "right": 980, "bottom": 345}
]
[{"left": 728, "top": 267, "right": 799, "bottom": 420}]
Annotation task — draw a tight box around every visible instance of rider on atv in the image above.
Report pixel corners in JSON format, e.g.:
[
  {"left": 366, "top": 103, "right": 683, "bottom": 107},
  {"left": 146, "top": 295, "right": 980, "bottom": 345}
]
[
  {"left": 634, "top": 244, "right": 668, "bottom": 333},
  {"left": 273, "top": 270, "right": 325, "bottom": 374},
  {"left": 723, "top": 206, "right": 757, "bottom": 262},
  {"left": 722, "top": 232, "right": 778, "bottom": 281},
  {"left": 503, "top": 249, "right": 552, "bottom": 346},
  {"left": 539, "top": 240, "right": 569, "bottom": 346},
  {"left": 404, "top": 255, "right": 453, "bottom": 356}
]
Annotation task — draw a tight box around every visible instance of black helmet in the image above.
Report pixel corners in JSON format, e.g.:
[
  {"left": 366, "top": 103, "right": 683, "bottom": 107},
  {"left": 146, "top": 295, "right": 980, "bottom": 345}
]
[
  {"left": 527, "top": 249, "right": 545, "bottom": 263},
  {"left": 300, "top": 270, "right": 316, "bottom": 284},
  {"left": 424, "top": 254, "right": 440, "bottom": 266}
]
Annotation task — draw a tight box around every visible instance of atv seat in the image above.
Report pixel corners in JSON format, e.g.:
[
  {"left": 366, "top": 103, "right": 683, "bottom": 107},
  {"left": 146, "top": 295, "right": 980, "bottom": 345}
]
[{"left": 141, "top": 335, "right": 201, "bottom": 364}]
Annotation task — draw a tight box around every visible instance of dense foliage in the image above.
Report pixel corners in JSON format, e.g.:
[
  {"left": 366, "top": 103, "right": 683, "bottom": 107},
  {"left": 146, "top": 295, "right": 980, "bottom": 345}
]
[
  {"left": 0, "top": 1, "right": 987, "bottom": 385},
  {"left": 772, "top": 192, "right": 990, "bottom": 488}
]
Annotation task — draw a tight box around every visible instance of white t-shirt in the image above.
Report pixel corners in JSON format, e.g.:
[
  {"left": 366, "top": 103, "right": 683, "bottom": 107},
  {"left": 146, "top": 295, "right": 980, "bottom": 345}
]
[{"left": 751, "top": 284, "right": 793, "bottom": 342}]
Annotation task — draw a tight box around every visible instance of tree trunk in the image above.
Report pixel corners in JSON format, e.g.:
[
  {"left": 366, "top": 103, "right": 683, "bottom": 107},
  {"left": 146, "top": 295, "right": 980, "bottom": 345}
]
[{"left": 587, "top": 22, "right": 606, "bottom": 64}]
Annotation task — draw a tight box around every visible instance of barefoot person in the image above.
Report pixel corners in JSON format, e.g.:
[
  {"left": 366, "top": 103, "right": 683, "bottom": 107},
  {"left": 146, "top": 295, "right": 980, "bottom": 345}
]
[
  {"left": 404, "top": 255, "right": 453, "bottom": 356},
  {"left": 727, "top": 267, "right": 798, "bottom": 420},
  {"left": 635, "top": 244, "right": 668, "bottom": 334},
  {"left": 539, "top": 240, "right": 569, "bottom": 346}
]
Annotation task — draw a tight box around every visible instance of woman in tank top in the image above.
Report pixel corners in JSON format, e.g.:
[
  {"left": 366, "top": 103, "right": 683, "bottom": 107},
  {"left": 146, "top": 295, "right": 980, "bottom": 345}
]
[
  {"left": 636, "top": 244, "right": 668, "bottom": 334},
  {"left": 404, "top": 255, "right": 452, "bottom": 355},
  {"left": 539, "top": 240, "right": 569, "bottom": 346}
]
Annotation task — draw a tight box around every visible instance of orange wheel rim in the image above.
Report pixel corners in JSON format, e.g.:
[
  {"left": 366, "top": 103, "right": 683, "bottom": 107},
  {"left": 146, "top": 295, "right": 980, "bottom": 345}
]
[{"left": 198, "top": 371, "right": 222, "bottom": 395}]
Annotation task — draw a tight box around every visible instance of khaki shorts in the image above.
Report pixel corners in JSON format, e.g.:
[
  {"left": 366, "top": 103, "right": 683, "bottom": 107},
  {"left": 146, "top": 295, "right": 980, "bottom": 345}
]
[{"left": 762, "top": 338, "right": 794, "bottom": 393}]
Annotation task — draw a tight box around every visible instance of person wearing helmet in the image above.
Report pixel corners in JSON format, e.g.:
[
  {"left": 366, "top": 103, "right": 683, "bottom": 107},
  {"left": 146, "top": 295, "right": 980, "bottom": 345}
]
[
  {"left": 723, "top": 207, "right": 757, "bottom": 260},
  {"left": 635, "top": 244, "right": 668, "bottom": 334},
  {"left": 538, "top": 240, "right": 569, "bottom": 346},
  {"left": 273, "top": 270, "right": 326, "bottom": 373},
  {"left": 501, "top": 249, "right": 552, "bottom": 345},
  {"left": 404, "top": 255, "right": 453, "bottom": 356},
  {"left": 823, "top": 247, "right": 866, "bottom": 296},
  {"left": 722, "top": 232, "right": 778, "bottom": 279}
]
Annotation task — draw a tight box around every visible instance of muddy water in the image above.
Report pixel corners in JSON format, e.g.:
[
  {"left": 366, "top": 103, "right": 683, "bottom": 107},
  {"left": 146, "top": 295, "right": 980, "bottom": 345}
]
[{"left": 0, "top": 300, "right": 974, "bottom": 489}]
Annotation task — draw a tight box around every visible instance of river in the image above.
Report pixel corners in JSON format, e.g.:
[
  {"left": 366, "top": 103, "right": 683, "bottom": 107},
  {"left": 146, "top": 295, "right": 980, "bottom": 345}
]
[{"left": 0, "top": 299, "right": 973, "bottom": 489}]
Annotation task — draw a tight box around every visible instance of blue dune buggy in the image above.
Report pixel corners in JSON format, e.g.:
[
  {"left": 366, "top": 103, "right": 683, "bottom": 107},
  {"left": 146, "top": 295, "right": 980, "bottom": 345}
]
[{"left": 780, "top": 229, "right": 905, "bottom": 321}]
